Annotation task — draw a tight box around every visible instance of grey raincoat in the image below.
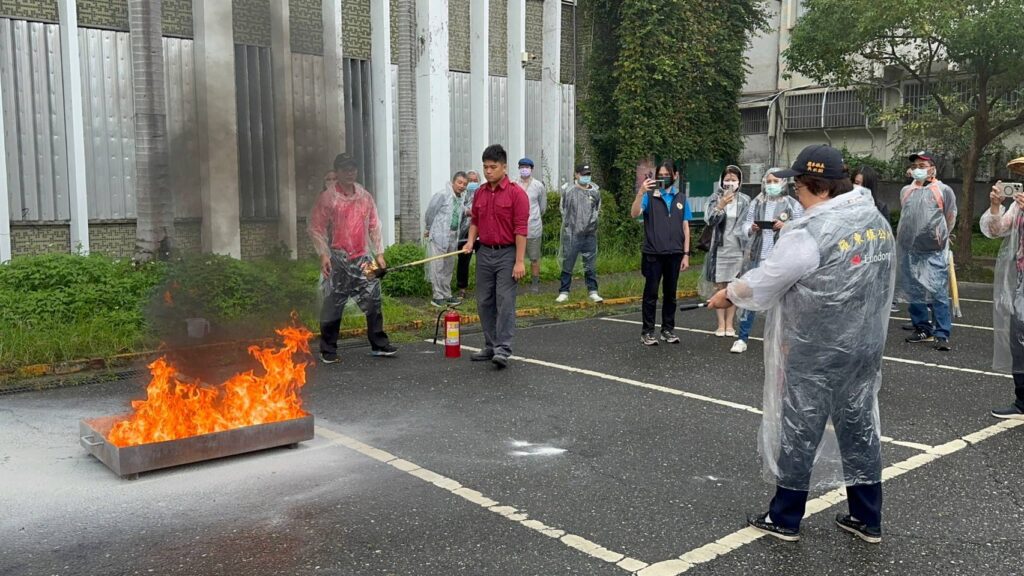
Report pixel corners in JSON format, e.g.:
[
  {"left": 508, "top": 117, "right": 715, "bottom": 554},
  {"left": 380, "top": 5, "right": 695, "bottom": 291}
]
[
  {"left": 423, "top": 183, "right": 466, "bottom": 300},
  {"left": 559, "top": 182, "right": 601, "bottom": 246},
  {"left": 700, "top": 166, "right": 750, "bottom": 298},
  {"left": 727, "top": 191, "right": 896, "bottom": 490},
  {"left": 980, "top": 203, "right": 1024, "bottom": 373},
  {"left": 894, "top": 179, "right": 958, "bottom": 315}
]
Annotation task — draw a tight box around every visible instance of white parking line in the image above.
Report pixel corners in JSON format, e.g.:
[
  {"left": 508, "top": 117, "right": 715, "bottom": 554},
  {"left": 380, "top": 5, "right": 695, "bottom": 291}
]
[
  {"left": 958, "top": 298, "right": 993, "bottom": 304},
  {"left": 635, "top": 419, "right": 1024, "bottom": 576},
  {"left": 891, "top": 316, "right": 993, "bottom": 331},
  {"left": 599, "top": 317, "right": 1012, "bottom": 380},
  {"left": 314, "top": 425, "right": 649, "bottom": 572},
  {"left": 435, "top": 338, "right": 932, "bottom": 453}
]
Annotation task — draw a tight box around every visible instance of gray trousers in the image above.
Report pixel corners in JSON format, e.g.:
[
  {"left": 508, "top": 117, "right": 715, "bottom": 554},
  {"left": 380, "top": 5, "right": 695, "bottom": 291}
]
[{"left": 475, "top": 245, "right": 518, "bottom": 356}]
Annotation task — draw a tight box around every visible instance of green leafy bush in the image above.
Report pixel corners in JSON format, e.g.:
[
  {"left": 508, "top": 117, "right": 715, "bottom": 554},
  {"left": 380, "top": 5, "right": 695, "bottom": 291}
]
[
  {"left": 380, "top": 243, "right": 432, "bottom": 298},
  {"left": 0, "top": 253, "right": 164, "bottom": 329}
]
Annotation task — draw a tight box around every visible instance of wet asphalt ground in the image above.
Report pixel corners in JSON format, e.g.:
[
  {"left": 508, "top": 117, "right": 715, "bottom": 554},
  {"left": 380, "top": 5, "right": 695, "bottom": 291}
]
[{"left": 1, "top": 283, "right": 1022, "bottom": 576}]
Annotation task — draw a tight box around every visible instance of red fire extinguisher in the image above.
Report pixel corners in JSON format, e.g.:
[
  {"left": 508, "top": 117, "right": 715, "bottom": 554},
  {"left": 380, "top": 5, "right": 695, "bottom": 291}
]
[{"left": 434, "top": 308, "right": 462, "bottom": 358}]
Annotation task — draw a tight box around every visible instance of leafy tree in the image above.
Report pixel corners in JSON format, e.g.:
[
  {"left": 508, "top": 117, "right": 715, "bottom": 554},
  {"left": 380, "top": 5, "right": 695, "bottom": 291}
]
[
  {"left": 581, "top": 0, "right": 766, "bottom": 204},
  {"left": 784, "top": 0, "right": 1024, "bottom": 265}
]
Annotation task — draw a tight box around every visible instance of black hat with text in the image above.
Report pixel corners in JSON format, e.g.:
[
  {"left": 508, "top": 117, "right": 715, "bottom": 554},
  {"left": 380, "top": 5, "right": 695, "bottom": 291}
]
[{"left": 771, "top": 144, "right": 846, "bottom": 180}]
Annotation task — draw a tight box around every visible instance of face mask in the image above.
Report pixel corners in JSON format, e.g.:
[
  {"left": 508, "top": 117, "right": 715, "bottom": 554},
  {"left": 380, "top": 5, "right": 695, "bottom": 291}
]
[
  {"left": 467, "top": 182, "right": 480, "bottom": 193},
  {"left": 660, "top": 176, "right": 674, "bottom": 189},
  {"left": 765, "top": 183, "right": 784, "bottom": 196},
  {"left": 911, "top": 168, "right": 930, "bottom": 182},
  {"left": 519, "top": 168, "right": 532, "bottom": 179},
  {"left": 578, "top": 175, "right": 592, "bottom": 186},
  {"left": 722, "top": 181, "right": 739, "bottom": 191}
]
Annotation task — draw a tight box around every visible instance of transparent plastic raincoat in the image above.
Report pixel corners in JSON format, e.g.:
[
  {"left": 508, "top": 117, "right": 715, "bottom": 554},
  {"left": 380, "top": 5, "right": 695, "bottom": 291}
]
[
  {"left": 308, "top": 183, "right": 385, "bottom": 323},
  {"left": 980, "top": 202, "right": 1024, "bottom": 373},
  {"left": 423, "top": 183, "right": 465, "bottom": 300},
  {"left": 894, "top": 180, "right": 958, "bottom": 315},
  {"left": 558, "top": 181, "right": 601, "bottom": 256},
  {"left": 699, "top": 166, "right": 750, "bottom": 298},
  {"left": 727, "top": 191, "right": 896, "bottom": 490}
]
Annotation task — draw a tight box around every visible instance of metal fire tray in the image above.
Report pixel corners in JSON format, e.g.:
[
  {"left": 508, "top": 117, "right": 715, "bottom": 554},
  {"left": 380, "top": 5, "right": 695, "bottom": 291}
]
[{"left": 80, "top": 414, "right": 314, "bottom": 479}]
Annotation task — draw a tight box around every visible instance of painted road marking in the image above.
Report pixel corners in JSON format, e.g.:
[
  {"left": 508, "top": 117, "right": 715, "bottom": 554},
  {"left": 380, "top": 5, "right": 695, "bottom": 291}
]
[
  {"left": 891, "top": 316, "right": 993, "bottom": 331},
  {"left": 313, "top": 425, "right": 648, "bottom": 573},
  {"left": 435, "top": 339, "right": 932, "bottom": 453},
  {"left": 958, "top": 298, "right": 993, "bottom": 304},
  {"left": 635, "top": 419, "right": 1024, "bottom": 576},
  {"left": 599, "top": 317, "right": 1012, "bottom": 380}
]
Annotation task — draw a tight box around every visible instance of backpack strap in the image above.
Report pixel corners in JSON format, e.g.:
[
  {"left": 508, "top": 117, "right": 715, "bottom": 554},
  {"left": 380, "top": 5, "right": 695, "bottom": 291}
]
[{"left": 901, "top": 181, "right": 944, "bottom": 212}]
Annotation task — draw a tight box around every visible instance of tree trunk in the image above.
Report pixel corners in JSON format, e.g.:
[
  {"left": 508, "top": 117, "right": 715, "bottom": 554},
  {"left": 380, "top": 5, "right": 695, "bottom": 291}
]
[
  {"left": 955, "top": 138, "right": 981, "bottom": 267},
  {"left": 128, "top": 0, "right": 173, "bottom": 262},
  {"left": 396, "top": 0, "right": 419, "bottom": 242}
]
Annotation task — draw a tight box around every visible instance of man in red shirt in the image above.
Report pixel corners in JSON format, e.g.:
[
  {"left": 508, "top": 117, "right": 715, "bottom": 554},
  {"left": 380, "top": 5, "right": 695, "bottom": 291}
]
[
  {"left": 462, "top": 144, "right": 530, "bottom": 368},
  {"left": 308, "top": 154, "right": 397, "bottom": 363}
]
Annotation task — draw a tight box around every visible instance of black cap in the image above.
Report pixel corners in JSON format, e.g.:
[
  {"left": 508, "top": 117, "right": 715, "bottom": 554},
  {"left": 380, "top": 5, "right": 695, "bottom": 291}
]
[
  {"left": 334, "top": 153, "right": 358, "bottom": 170},
  {"left": 908, "top": 151, "right": 934, "bottom": 164},
  {"left": 518, "top": 157, "right": 534, "bottom": 168},
  {"left": 771, "top": 144, "right": 846, "bottom": 179},
  {"left": 576, "top": 163, "right": 592, "bottom": 175}
]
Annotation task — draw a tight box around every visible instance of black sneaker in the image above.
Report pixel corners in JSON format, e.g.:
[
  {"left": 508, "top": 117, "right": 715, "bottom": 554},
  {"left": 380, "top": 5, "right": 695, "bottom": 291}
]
[
  {"left": 933, "top": 337, "right": 951, "bottom": 351},
  {"left": 471, "top": 349, "right": 495, "bottom": 362},
  {"left": 430, "top": 298, "right": 445, "bottom": 308},
  {"left": 905, "top": 331, "right": 935, "bottom": 343},
  {"left": 835, "top": 514, "right": 882, "bottom": 544},
  {"left": 640, "top": 333, "right": 659, "bottom": 346},
  {"left": 660, "top": 329, "right": 680, "bottom": 344},
  {"left": 319, "top": 351, "right": 340, "bottom": 364},
  {"left": 746, "top": 513, "right": 800, "bottom": 542},
  {"left": 991, "top": 405, "right": 1024, "bottom": 420},
  {"left": 492, "top": 354, "right": 509, "bottom": 369},
  {"left": 446, "top": 297, "right": 463, "bottom": 306},
  {"left": 371, "top": 344, "right": 398, "bottom": 357}
]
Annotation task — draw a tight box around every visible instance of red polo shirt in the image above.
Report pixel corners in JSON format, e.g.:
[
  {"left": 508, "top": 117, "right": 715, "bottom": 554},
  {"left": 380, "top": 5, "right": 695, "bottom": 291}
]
[{"left": 471, "top": 175, "right": 530, "bottom": 245}]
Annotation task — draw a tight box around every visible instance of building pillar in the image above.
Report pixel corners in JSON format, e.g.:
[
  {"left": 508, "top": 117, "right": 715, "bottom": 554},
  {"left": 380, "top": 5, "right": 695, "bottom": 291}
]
[
  {"left": 194, "top": 0, "right": 241, "bottom": 257},
  {"left": 0, "top": 67, "right": 9, "bottom": 262},
  {"left": 57, "top": 0, "right": 90, "bottom": 254},
  {"left": 506, "top": 0, "right": 526, "bottom": 162},
  {"left": 270, "top": 0, "right": 298, "bottom": 258},
  {"left": 371, "top": 0, "right": 396, "bottom": 245},
  {"left": 323, "top": 0, "right": 346, "bottom": 162},
  {"left": 416, "top": 0, "right": 451, "bottom": 220},
  {"left": 541, "top": 0, "right": 561, "bottom": 187},
  {"left": 469, "top": 0, "right": 489, "bottom": 167}
]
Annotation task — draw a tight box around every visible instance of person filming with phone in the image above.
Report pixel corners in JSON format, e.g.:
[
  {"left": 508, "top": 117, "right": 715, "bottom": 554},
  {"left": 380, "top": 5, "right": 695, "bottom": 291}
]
[
  {"left": 630, "top": 161, "right": 692, "bottom": 346},
  {"left": 979, "top": 156, "right": 1024, "bottom": 420}
]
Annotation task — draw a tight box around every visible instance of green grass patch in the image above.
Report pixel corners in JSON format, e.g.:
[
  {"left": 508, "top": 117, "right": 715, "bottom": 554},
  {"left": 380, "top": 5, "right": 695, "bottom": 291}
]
[{"left": 971, "top": 233, "right": 1003, "bottom": 259}]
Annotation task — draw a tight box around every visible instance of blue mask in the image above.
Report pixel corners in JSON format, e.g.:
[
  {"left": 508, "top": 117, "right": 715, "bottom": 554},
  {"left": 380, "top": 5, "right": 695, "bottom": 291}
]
[
  {"left": 467, "top": 182, "right": 480, "bottom": 193},
  {"left": 911, "top": 168, "right": 930, "bottom": 182},
  {"left": 578, "top": 175, "right": 592, "bottom": 186}
]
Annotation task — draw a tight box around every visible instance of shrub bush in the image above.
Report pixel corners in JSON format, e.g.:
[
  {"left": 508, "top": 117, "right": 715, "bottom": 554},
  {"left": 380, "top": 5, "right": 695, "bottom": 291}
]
[
  {"left": 380, "top": 243, "right": 432, "bottom": 298},
  {"left": 0, "top": 253, "right": 164, "bottom": 328}
]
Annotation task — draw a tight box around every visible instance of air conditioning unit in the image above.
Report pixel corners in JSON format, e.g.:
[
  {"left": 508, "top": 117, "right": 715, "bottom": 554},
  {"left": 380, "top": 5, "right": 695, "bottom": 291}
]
[{"left": 741, "top": 163, "right": 766, "bottom": 184}]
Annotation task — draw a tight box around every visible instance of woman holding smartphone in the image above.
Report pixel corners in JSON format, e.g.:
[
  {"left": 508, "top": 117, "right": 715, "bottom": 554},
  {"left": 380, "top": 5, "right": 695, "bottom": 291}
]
[
  {"left": 701, "top": 165, "right": 750, "bottom": 338},
  {"left": 630, "top": 161, "right": 692, "bottom": 346},
  {"left": 730, "top": 168, "right": 804, "bottom": 353}
]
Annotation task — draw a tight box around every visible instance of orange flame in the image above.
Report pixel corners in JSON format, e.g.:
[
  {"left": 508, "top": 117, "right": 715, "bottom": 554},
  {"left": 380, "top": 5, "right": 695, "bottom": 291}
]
[
  {"left": 107, "top": 326, "right": 314, "bottom": 447},
  {"left": 163, "top": 290, "right": 174, "bottom": 306}
]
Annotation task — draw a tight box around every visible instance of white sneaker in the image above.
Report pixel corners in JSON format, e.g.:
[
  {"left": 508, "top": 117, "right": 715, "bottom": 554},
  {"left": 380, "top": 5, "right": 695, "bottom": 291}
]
[
  {"left": 730, "top": 339, "right": 747, "bottom": 354},
  {"left": 555, "top": 292, "right": 570, "bottom": 303},
  {"left": 588, "top": 291, "right": 604, "bottom": 303}
]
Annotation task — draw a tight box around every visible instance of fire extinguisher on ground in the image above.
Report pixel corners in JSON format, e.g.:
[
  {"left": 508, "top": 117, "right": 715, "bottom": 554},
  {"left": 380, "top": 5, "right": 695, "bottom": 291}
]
[{"left": 434, "top": 307, "right": 461, "bottom": 358}]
